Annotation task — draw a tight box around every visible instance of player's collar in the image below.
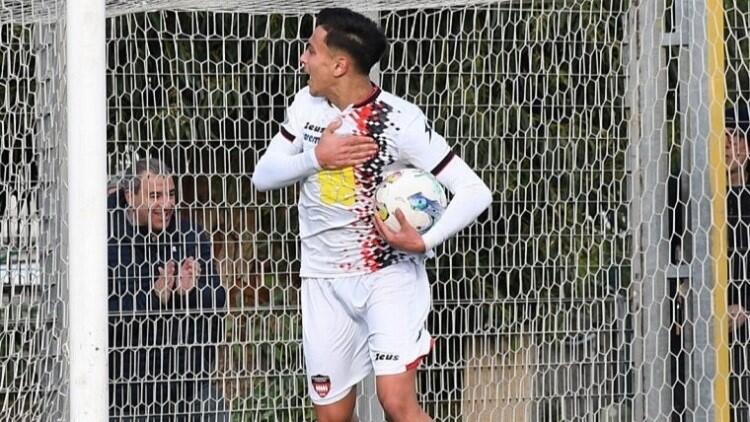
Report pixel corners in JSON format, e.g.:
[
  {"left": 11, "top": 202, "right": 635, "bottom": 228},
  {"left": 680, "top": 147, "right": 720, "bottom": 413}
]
[
  {"left": 352, "top": 82, "right": 381, "bottom": 108},
  {"left": 328, "top": 82, "right": 381, "bottom": 110}
]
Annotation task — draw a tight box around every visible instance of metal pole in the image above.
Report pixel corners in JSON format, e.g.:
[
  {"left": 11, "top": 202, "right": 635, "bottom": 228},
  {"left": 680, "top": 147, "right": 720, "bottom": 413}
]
[
  {"left": 634, "top": 0, "right": 672, "bottom": 420},
  {"left": 687, "top": 0, "right": 729, "bottom": 420},
  {"left": 66, "top": 0, "right": 108, "bottom": 418},
  {"left": 626, "top": 5, "right": 644, "bottom": 420}
]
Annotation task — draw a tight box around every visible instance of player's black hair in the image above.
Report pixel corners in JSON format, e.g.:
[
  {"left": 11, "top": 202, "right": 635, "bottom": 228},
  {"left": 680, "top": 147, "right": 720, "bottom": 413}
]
[{"left": 316, "top": 8, "right": 387, "bottom": 75}]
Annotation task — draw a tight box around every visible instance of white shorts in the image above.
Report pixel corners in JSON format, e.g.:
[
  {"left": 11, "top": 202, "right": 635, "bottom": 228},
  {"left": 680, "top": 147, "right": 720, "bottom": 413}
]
[{"left": 301, "top": 259, "right": 433, "bottom": 405}]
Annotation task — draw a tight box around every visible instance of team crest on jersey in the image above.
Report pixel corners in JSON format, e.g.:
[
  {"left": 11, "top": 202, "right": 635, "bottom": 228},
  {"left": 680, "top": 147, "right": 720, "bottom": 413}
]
[{"left": 311, "top": 374, "right": 331, "bottom": 398}]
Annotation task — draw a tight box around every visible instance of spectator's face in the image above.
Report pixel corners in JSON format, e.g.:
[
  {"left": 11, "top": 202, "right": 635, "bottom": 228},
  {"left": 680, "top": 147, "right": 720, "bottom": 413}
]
[
  {"left": 726, "top": 129, "right": 749, "bottom": 175},
  {"left": 300, "top": 27, "right": 337, "bottom": 98},
  {"left": 125, "top": 172, "right": 176, "bottom": 231}
]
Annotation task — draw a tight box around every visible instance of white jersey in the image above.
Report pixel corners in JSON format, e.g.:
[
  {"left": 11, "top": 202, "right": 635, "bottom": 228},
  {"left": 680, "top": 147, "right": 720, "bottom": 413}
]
[{"left": 280, "top": 85, "right": 454, "bottom": 277}]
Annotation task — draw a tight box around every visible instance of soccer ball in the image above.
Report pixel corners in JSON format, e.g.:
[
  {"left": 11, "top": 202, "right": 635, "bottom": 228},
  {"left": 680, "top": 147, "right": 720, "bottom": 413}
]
[{"left": 375, "top": 168, "right": 447, "bottom": 234}]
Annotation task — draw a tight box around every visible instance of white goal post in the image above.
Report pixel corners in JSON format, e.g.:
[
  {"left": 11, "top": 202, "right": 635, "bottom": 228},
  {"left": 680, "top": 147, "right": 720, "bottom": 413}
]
[{"left": 66, "top": 0, "right": 108, "bottom": 420}]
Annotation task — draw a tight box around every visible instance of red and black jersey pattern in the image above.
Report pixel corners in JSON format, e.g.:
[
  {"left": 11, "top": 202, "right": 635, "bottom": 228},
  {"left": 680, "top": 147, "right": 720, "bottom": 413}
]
[{"left": 349, "top": 100, "right": 406, "bottom": 273}]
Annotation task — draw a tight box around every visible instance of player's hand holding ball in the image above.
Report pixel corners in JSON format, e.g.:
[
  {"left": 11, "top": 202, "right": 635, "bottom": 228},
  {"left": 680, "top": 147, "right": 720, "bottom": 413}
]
[{"left": 373, "top": 168, "right": 447, "bottom": 253}]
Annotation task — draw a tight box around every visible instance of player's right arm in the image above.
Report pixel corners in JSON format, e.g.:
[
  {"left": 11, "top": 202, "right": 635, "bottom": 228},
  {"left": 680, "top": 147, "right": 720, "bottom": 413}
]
[
  {"left": 252, "top": 92, "right": 378, "bottom": 191},
  {"left": 252, "top": 92, "right": 316, "bottom": 191},
  {"left": 251, "top": 120, "right": 378, "bottom": 191},
  {"left": 251, "top": 131, "right": 320, "bottom": 191}
]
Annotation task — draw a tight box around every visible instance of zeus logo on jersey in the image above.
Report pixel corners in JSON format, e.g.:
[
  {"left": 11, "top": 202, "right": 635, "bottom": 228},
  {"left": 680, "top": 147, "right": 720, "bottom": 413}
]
[
  {"left": 373, "top": 352, "right": 400, "bottom": 361},
  {"left": 303, "top": 122, "right": 325, "bottom": 144}
]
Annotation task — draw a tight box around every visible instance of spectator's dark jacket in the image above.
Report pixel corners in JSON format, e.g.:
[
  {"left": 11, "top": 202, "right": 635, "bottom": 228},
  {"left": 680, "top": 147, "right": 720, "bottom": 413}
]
[
  {"left": 107, "top": 192, "right": 226, "bottom": 415},
  {"left": 728, "top": 186, "right": 750, "bottom": 312}
]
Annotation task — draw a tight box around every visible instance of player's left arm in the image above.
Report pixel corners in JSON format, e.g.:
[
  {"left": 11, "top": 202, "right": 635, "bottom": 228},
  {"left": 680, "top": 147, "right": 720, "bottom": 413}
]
[
  {"left": 381, "top": 112, "right": 492, "bottom": 252},
  {"left": 422, "top": 157, "right": 492, "bottom": 250}
]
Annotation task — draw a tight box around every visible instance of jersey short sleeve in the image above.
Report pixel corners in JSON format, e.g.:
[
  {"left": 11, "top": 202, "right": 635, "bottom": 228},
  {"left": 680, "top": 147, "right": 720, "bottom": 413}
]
[{"left": 397, "top": 110, "right": 455, "bottom": 176}]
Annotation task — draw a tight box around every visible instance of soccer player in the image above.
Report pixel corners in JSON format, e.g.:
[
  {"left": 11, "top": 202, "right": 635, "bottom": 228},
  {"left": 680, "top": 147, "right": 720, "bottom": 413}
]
[{"left": 251, "top": 8, "right": 492, "bottom": 422}]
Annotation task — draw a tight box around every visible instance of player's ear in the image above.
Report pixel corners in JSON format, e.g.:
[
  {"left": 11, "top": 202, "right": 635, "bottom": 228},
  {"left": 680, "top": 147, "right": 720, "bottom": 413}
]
[{"left": 332, "top": 54, "right": 349, "bottom": 77}]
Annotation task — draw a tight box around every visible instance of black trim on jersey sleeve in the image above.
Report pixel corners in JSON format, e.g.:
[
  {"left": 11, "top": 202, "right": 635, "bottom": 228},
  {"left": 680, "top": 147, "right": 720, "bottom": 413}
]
[
  {"left": 280, "top": 126, "right": 295, "bottom": 142},
  {"left": 431, "top": 151, "right": 455, "bottom": 176}
]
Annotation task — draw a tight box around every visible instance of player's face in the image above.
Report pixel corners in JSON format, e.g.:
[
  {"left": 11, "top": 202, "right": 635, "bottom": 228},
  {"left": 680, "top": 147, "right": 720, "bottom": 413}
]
[
  {"left": 125, "top": 172, "right": 176, "bottom": 231},
  {"left": 300, "top": 26, "right": 337, "bottom": 97},
  {"left": 726, "top": 128, "right": 749, "bottom": 175}
]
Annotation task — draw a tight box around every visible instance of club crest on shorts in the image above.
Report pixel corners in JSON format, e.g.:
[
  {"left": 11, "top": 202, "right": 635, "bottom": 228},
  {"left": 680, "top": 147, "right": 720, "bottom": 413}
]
[{"left": 311, "top": 374, "right": 331, "bottom": 398}]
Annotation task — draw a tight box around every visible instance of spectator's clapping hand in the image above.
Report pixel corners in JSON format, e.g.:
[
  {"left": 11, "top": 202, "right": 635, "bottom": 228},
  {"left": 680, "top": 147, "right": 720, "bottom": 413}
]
[
  {"left": 154, "top": 261, "right": 176, "bottom": 305},
  {"left": 176, "top": 257, "right": 201, "bottom": 295}
]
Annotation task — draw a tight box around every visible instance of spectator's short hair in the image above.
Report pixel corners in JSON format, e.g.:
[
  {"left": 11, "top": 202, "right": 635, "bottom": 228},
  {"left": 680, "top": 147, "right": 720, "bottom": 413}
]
[
  {"left": 316, "top": 8, "right": 387, "bottom": 75},
  {"left": 119, "top": 158, "right": 172, "bottom": 194},
  {"left": 107, "top": 174, "right": 121, "bottom": 193},
  {"left": 726, "top": 104, "right": 750, "bottom": 135}
]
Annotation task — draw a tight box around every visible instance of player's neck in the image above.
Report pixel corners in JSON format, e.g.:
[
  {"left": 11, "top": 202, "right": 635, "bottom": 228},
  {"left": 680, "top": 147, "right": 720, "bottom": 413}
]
[{"left": 327, "top": 77, "right": 376, "bottom": 110}]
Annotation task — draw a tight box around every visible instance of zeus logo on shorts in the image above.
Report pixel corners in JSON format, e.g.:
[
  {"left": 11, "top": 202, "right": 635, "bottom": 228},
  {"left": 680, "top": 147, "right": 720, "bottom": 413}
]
[
  {"left": 311, "top": 374, "right": 331, "bottom": 398},
  {"left": 373, "top": 352, "right": 400, "bottom": 361}
]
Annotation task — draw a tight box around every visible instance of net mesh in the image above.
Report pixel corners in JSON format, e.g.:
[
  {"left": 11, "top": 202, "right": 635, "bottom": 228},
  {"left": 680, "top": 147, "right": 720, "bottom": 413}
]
[
  {"left": 0, "top": 5, "right": 68, "bottom": 420},
  {"left": 1, "top": 0, "right": 750, "bottom": 420},
  {"left": 105, "top": 4, "right": 631, "bottom": 420}
]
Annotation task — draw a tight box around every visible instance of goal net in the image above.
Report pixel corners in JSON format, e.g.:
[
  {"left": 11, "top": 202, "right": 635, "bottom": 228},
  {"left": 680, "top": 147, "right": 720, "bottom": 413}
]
[{"left": 1, "top": 0, "right": 748, "bottom": 420}]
